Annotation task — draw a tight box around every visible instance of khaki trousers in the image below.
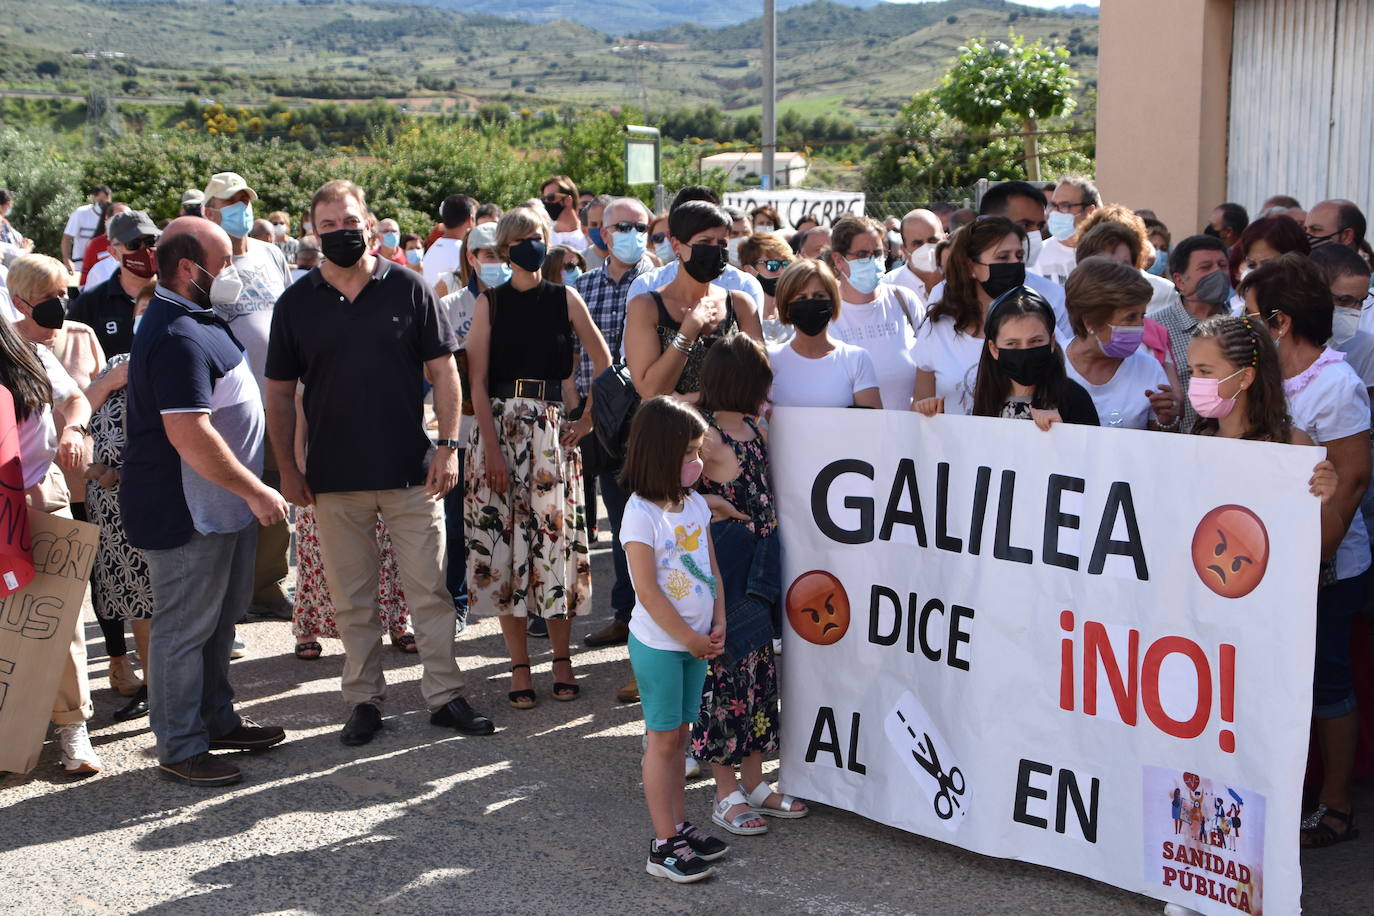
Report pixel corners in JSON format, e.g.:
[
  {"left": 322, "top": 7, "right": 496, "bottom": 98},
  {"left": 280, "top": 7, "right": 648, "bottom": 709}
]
[
  {"left": 314, "top": 486, "right": 464, "bottom": 710},
  {"left": 27, "top": 480, "right": 90, "bottom": 725}
]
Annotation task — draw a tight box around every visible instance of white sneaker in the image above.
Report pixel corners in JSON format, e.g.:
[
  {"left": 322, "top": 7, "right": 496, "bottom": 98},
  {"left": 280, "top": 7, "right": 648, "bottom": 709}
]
[
  {"left": 55, "top": 723, "right": 102, "bottom": 775},
  {"left": 685, "top": 756, "right": 702, "bottom": 778},
  {"left": 772, "top": 638, "right": 783, "bottom": 656},
  {"left": 230, "top": 638, "right": 247, "bottom": 659},
  {"left": 1163, "top": 904, "right": 1205, "bottom": 916}
]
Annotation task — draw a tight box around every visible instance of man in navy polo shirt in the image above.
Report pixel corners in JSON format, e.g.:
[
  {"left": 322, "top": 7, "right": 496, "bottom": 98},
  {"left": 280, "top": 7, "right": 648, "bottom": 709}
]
[
  {"left": 122, "top": 216, "right": 290, "bottom": 788},
  {"left": 265, "top": 179, "right": 494, "bottom": 747}
]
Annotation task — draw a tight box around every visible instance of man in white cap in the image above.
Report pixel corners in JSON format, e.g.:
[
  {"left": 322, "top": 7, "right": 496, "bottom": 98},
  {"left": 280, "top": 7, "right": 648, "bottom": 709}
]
[
  {"left": 202, "top": 171, "right": 294, "bottom": 621},
  {"left": 180, "top": 189, "right": 205, "bottom": 218}
]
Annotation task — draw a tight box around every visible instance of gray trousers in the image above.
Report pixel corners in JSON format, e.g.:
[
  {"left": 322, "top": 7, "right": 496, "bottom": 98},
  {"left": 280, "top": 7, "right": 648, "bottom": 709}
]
[{"left": 144, "top": 525, "right": 255, "bottom": 765}]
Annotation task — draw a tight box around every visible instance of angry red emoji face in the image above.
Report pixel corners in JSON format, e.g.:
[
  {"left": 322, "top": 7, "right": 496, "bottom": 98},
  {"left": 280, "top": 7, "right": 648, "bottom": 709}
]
[
  {"left": 786, "top": 570, "right": 850, "bottom": 646},
  {"left": 1191, "top": 505, "right": 1269, "bottom": 599}
]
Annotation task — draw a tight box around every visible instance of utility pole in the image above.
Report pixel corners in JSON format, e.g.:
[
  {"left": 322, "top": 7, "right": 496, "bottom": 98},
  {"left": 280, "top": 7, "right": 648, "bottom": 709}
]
[
  {"left": 83, "top": 33, "right": 124, "bottom": 148},
  {"left": 762, "top": 0, "right": 776, "bottom": 190}
]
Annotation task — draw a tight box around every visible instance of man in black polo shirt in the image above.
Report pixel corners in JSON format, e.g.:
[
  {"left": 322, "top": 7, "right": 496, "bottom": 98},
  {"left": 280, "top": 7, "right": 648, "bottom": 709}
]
[
  {"left": 68, "top": 209, "right": 161, "bottom": 357},
  {"left": 265, "top": 179, "right": 494, "bottom": 746}
]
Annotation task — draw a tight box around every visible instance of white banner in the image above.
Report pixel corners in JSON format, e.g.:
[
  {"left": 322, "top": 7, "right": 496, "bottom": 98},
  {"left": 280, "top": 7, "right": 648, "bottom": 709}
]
[
  {"left": 773, "top": 408, "right": 1319, "bottom": 916},
  {"left": 723, "top": 189, "right": 865, "bottom": 230}
]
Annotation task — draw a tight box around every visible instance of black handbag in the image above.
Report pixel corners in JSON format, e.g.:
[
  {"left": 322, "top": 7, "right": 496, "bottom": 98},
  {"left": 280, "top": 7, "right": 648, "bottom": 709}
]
[{"left": 590, "top": 362, "right": 640, "bottom": 466}]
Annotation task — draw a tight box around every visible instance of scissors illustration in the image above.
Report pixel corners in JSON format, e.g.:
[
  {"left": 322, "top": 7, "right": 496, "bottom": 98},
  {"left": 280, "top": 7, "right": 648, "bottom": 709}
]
[{"left": 896, "top": 711, "right": 966, "bottom": 819}]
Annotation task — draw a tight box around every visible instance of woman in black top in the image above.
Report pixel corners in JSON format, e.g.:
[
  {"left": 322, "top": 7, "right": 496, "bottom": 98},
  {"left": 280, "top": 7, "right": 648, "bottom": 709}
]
[
  {"left": 465, "top": 206, "right": 612, "bottom": 710},
  {"left": 624, "top": 201, "right": 763, "bottom": 401},
  {"left": 916, "top": 286, "right": 1097, "bottom": 428}
]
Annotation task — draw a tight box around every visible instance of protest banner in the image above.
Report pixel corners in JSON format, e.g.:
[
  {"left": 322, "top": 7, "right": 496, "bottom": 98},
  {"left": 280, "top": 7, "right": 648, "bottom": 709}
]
[
  {"left": 772, "top": 408, "right": 1318, "bottom": 916},
  {"left": 0, "top": 388, "right": 36, "bottom": 597},
  {"left": 0, "top": 510, "right": 100, "bottom": 775},
  {"left": 723, "top": 189, "right": 865, "bottom": 230}
]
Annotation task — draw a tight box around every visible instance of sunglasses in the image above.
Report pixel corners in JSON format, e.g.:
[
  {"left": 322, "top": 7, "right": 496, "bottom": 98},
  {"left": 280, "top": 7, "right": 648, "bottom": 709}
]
[
  {"left": 124, "top": 236, "right": 158, "bottom": 251},
  {"left": 542, "top": 193, "right": 566, "bottom": 203},
  {"left": 651, "top": 232, "right": 668, "bottom": 244},
  {"left": 611, "top": 222, "right": 649, "bottom": 234},
  {"left": 753, "top": 259, "right": 791, "bottom": 273}
]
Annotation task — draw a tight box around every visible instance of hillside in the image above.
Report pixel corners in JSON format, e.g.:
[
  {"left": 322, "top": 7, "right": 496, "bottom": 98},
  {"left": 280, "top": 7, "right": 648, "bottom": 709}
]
[
  {"left": 404, "top": 0, "right": 886, "bottom": 33},
  {"left": 0, "top": 0, "right": 1097, "bottom": 121}
]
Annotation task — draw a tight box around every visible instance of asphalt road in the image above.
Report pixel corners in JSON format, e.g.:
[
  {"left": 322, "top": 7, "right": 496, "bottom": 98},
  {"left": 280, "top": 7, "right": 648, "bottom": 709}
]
[{"left": 2, "top": 537, "right": 1370, "bottom": 916}]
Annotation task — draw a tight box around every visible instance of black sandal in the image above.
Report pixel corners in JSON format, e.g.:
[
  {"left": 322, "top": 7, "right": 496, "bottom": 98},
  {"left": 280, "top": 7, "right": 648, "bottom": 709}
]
[
  {"left": 508, "top": 664, "right": 536, "bottom": 710},
  {"left": 1301, "top": 806, "right": 1359, "bottom": 848},
  {"left": 294, "top": 641, "right": 322, "bottom": 660},
  {"left": 551, "top": 656, "right": 580, "bottom": 701}
]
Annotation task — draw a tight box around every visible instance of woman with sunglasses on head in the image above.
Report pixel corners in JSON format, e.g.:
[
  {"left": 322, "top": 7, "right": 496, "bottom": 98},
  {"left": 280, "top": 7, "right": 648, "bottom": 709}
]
[
  {"left": 826, "top": 215, "right": 925, "bottom": 410},
  {"left": 465, "top": 207, "right": 612, "bottom": 710},
  {"left": 1238, "top": 253, "right": 1370, "bottom": 850},
  {"left": 913, "top": 216, "right": 1027, "bottom": 415},
  {"left": 737, "top": 232, "right": 795, "bottom": 345},
  {"left": 539, "top": 175, "right": 589, "bottom": 250}
]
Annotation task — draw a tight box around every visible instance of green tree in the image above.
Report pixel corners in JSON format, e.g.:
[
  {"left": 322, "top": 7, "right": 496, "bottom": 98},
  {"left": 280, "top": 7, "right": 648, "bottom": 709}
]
[{"left": 934, "top": 34, "right": 1077, "bottom": 180}]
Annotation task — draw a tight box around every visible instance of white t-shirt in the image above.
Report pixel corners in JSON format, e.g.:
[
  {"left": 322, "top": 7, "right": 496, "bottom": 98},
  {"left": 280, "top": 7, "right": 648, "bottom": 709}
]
[
  {"left": 769, "top": 339, "right": 879, "bottom": 408},
  {"left": 422, "top": 237, "right": 464, "bottom": 292},
  {"left": 913, "top": 316, "right": 982, "bottom": 415},
  {"left": 83, "top": 253, "right": 119, "bottom": 291},
  {"left": 881, "top": 262, "right": 930, "bottom": 306},
  {"left": 552, "top": 228, "right": 588, "bottom": 250},
  {"left": 1356, "top": 290, "right": 1374, "bottom": 335},
  {"left": 1286, "top": 352, "right": 1372, "bottom": 580},
  {"left": 927, "top": 269, "right": 1072, "bottom": 343},
  {"left": 829, "top": 285, "right": 923, "bottom": 411},
  {"left": 439, "top": 285, "right": 478, "bottom": 442},
  {"left": 212, "top": 238, "right": 292, "bottom": 400},
  {"left": 1064, "top": 348, "right": 1167, "bottom": 429},
  {"left": 1142, "top": 270, "right": 1176, "bottom": 314},
  {"left": 1335, "top": 331, "right": 1374, "bottom": 390},
  {"left": 63, "top": 204, "right": 103, "bottom": 265},
  {"left": 1034, "top": 237, "right": 1078, "bottom": 284},
  {"left": 18, "top": 345, "right": 79, "bottom": 489},
  {"left": 620, "top": 492, "right": 716, "bottom": 652}
]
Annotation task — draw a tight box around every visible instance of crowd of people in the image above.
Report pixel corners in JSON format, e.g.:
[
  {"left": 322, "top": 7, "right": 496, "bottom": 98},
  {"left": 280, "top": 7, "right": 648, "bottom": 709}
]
[{"left": 0, "top": 169, "right": 1370, "bottom": 890}]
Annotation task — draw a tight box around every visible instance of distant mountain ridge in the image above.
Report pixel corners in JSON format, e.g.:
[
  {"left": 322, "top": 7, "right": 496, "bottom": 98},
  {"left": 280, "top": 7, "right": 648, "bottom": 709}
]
[{"left": 403, "top": 0, "right": 883, "bottom": 33}]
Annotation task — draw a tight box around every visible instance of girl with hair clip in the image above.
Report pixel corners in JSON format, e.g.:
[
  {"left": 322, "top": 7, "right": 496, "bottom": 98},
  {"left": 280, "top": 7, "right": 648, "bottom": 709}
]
[{"left": 916, "top": 286, "right": 1097, "bottom": 429}]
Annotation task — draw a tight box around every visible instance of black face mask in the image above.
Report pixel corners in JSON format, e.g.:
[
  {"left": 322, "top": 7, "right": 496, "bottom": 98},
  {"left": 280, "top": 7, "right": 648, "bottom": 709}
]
[
  {"left": 979, "top": 261, "right": 1025, "bottom": 300},
  {"left": 1202, "top": 224, "right": 1221, "bottom": 239},
  {"left": 544, "top": 198, "right": 566, "bottom": 222},
  {"left": 509, "top": 238, "right": 548, "bottom": 273},
  {"left": 995, "top": 344, "right": 1056, "bottom": 386},
  {"left": 321, "top": 228, "right": 367, "bottom": 268},
  {"left": 682, "top": 243, "right": 728, "bottom": 283},
  {"left": 30, "top": 297, "right": 67, "bottom": 330},
  {"left": 757, "top": 275, "right": 779, "bottom": 297},
  {"left": 788, "top": 297, "right": 834, "bottom": 337}
]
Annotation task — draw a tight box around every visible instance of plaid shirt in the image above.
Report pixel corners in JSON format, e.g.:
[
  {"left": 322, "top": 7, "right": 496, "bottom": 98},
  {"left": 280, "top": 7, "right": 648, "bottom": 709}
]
[
  {"left": 573, "top": 255, "right": 654, "bottom": 395},
  {"left": 1153, "top": 294, "right": 1228, "bottom": 434}
]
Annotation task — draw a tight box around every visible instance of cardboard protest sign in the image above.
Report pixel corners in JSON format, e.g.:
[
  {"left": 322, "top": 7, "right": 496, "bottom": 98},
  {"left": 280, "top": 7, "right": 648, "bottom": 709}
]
[
  {"left": 773, "top": 409, "right": 1317, "bottom": 916},
  {"left": 0, "top": 510, "right": 100, "bottom": 775},
  {"left": 0, "top": 388, "right": 35, "bottom": 597}
]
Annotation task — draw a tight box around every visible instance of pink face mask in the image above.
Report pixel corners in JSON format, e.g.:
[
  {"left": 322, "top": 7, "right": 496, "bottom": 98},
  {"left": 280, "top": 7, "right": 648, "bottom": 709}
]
[
  {"left": 681, "top": 458, "right": 704, "bottom": 488},
  {"left": 1188, "top": 368, "right": 1245, "bottom": 419}
]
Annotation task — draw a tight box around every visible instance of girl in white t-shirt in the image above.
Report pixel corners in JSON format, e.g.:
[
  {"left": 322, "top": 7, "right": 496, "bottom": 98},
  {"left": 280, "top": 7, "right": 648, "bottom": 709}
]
[
  {"left": 825, "top": 216, "right": 923, "bottom": 409},
  {"left": 913, "top": 216, "right": 1027, "bottom": 415},
  {"left": 768, "top": 259, "right": 881, "bottom": 409},
  {"left": 1063, "top": 256, "right": 1179, "bottom": 430},
  {"left": 1234, "top": 255, "right": 1368, "bottom": 850},
  {"left": 618, "top": 396, "right": 728, "bottom": 883}
]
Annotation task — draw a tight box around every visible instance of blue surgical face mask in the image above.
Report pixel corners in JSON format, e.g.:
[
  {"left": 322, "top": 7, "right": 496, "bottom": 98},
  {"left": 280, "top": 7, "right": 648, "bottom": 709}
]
[
  {"left": 563, "top": 267, "right": 583, "bottom": 284},
  {"left": 382, "top": 231, "right": 400, "bottom": 249},
  {"left": 216, "top": 201, "right": 253, "bottom": 239},
  {"left": 1047, "top": 210, "right": 1076, "bottom": 242},
  {"left": 479, "top": 261, "right": 512, "bottom": 288},
  {"left": 1147, "top": 248, "right": 1169, "bottom": 276},
  {"left": 611, "top": 229, "right": 647, "bottom": 265},
  {"left": 405, "top": 248, "right": 422, "bottom": 266},
  {"left": 588, "top": 226, "right": 604, "bottom": 251},
  {"left": 845, "top": 255, "right": 883, "bottom": 295},
  {"left": 655, "top": 239, "right": 676, "bottom": 263}
]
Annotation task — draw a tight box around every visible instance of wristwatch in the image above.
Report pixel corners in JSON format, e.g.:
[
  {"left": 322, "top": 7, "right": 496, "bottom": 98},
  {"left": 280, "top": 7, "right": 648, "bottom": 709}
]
[{"left": 435, "top": 438, "right": 461, "bottom": 450}]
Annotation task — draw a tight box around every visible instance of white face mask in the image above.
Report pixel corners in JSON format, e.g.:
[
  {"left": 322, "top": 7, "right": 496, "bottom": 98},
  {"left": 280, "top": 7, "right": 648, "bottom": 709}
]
[
  {"left": 195, "top": 263, "right": 244, "bottom": 308},
  {"left": 1332, "top": 305, "right": 1361, "bottom": 345},
  {"left": 1025, "top": 231, "right": 1043, "bottom": 268},
  {"left": 908, "top": 242, "right": 937, "bottom": 273},
  {"left": 726, "top": 237, "right": 744, "bottom": 267}
]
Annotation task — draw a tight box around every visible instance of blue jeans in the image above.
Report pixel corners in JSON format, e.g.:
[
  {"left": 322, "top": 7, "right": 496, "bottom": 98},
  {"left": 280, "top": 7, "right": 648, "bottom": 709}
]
[
  {"left": 1314, "top": 567, "right": 1372, "bottom": 718},
  {"left": 443, "top": 448, "right": 468, "bottom": 615},
  {"left": 599, "top": 471, "right": 635, "bottom": 624},
  {"left": 143, "top": 525, "right": 255, "bottom": 765}
]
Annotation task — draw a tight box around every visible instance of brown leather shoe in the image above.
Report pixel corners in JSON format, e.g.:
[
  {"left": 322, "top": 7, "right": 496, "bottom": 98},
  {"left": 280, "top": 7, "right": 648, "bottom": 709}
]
[
  {"left": 208, "top": 719, "right": 286, "bottom": 752},
  {"left": 158, "top": 752, "right": 242, "bottom": 787},
  {"left": 584, "top": 619, "right": 630, "bottom": 648},
  {"left": 616, "top": 677, "right": 640, "bottom": 703}
]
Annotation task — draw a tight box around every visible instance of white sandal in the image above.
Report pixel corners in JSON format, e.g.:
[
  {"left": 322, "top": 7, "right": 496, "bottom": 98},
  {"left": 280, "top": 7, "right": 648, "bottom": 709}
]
[
  {"left": 740, "top": 780, "right": 809, "bottom": 818},
  {"left": 711, "top": 790, "right": 768, "bottom": 835}
]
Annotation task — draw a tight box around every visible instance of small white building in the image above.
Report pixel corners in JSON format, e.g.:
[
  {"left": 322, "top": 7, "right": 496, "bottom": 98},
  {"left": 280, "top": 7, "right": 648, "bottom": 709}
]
[{"left": 701, "top": 151, "right": 808, "bottom": 188}]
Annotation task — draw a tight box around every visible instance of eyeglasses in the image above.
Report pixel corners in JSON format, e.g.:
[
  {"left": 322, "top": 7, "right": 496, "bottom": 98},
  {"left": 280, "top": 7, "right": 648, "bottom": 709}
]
[
  {"left": 611, "top": 221, "right": 649, "bottom": 234},
  {"left": 752, "top": 258, "right": 791, "bottom": 273},
  {"left": 1333, "top": 293, "right": 1371, "bottom": 310},
  {"left": 1048, "top": 201, "right": 1091, "bottom": 213},
  {"left": 650, "top": 232, "right": 668, "bottom": 244},
  {"left": 124, "top": 236, "right": 157, "bottom": 251}
]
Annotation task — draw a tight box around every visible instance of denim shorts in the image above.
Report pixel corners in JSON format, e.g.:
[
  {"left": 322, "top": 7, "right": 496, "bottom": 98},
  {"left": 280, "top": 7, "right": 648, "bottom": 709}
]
[
  {"left": 1313, "top": 567, "right": 1371, "bottom": 719},
  {"left": 628, "top": 633, "right": 708, "bottom": 731}
]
